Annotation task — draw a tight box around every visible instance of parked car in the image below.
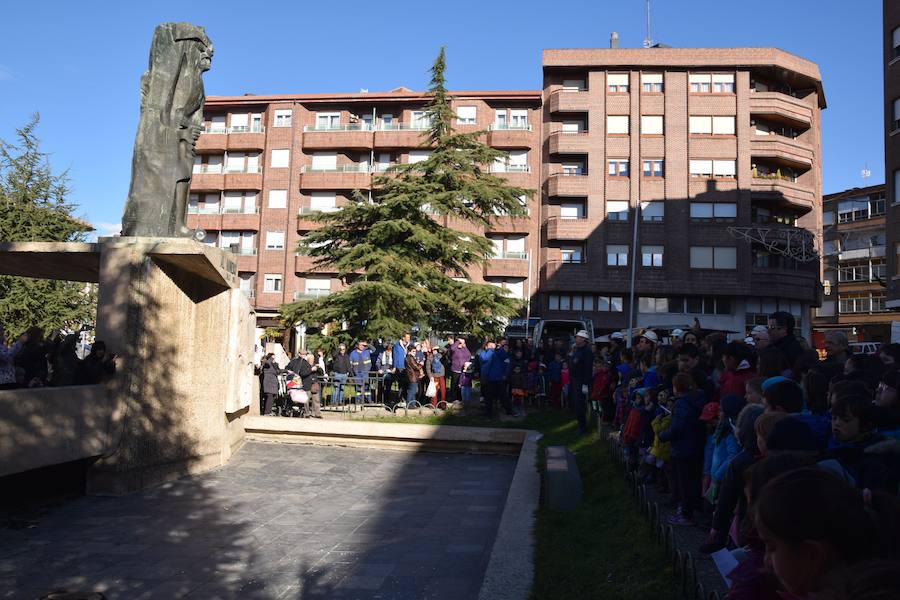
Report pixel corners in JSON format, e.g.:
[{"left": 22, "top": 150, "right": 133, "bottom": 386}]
[{"left": 849, "top": 341, "right": 882, "bottom": 356}]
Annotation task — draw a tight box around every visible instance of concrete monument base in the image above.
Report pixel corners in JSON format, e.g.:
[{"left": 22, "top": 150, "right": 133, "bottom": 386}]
[{"left": 0, "top": 238, "right": 256, "bottom": 495}]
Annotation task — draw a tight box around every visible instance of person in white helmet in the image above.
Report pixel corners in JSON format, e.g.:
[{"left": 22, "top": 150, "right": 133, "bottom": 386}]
[
  {"left": 570, "top": 329, "right": 594, "bottom": 434},
  {"left": 670, "top": 328, "right": 685, "bottom": 350}
]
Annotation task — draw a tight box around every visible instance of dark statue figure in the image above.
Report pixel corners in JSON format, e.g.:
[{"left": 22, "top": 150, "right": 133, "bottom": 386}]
[{"left": 121, "top": 23, "right": 213, "bottom": 237}]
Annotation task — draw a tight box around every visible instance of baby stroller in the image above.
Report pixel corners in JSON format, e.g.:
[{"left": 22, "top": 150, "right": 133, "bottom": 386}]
[{"left": 281, "top": 374, "right": 311, "bottom": 418}]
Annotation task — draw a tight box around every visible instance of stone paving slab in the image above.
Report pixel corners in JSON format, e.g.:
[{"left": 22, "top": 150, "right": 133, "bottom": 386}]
[{"left": 1, "top": 442, "right": 517, "bottom": 599}]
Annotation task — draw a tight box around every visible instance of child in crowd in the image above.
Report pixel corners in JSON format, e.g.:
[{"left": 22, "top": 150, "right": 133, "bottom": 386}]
[
  {"left": 613, "top": 382, "right": 630, "bottom": 428},
  {"left": 650, "top": 389, "right": 674, "bottom": 493},
  {"left": 700, "top": 401, "right": 720, "bottom": 497},
  {"left": 509, "top": 362, "right": 527, "bottom": 409},
  {"left": 617, "top": 348, "right": 634, "bottom": 382},
  {"left": 754, "top": 411, "right": 788, "bottom": 457},
  {"left": 621, "top": 388, "right": 645, "bottom": 472},
  {"left": 708, "top": 395, "right": 746, "bottom": 504},
  {"left": 659, "top": 372, "right": 706, "bottom": 526},
  {"left": 560, "top": 359, "right": 570, "bottom": 408},
  {"left": 547, "top": 352, "right": 562, "bottom": 407},
  {"left": 458, "top": 361, "right": 473, "bottom": 404},
  {"left": 592, "top": 359, "right": 616, "bottom": 423},
  {"left": 752, "top": 467, "right": 900, "bottom": 598},
  {"left": 745, "top": 377, "right": 765, "bottom": 406},
  {"left": 637, "top": 387, "right": 662, "bottom": 484}
]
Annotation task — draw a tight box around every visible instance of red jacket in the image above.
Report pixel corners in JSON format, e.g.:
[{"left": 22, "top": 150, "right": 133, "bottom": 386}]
[
  {"left": 591, "top": 370, "right": 612, "bottom": 400},
  {"left": 622, "top": 407, "right": 643, "bottom": 445},
  {"left": 718, "top": 361, "right": 754, "bottom": 399}
]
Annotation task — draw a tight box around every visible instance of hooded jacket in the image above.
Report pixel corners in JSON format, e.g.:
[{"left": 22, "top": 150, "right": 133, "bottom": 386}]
[
  {"left": 820, "top": 435, "right": 900, "bottom": 494},
  {"left": 658, "top": 391, "right": 706, "bottom": 459},
  {"left": 718, "top": 360, "right": 755, "bottom": 399}
]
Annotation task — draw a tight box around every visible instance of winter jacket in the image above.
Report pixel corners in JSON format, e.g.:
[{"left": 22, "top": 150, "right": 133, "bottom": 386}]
[
  {"left": 547, "top": 359, "right": 562, "bottom": 383},
  {"left": 718, "top": 362, "right": 755, "bottom": 399},
  {"left": 820, "top": 435, "right": 900, "bottom": 494},
  {"left": 427, "top": 355, "right": 445, "bottom": 378},
  {"left": 570, "top": 345, "right": 594, "bottom": 385},
  {"left": 332, "top": 352, "right": 352, "bottom": 375},
  {"left": 622, "top": 406, "right": 643, "bottom": 446},
  {"left": 773, "top": 334, "right": 804, "bottom": 370},
  {"left": 404, "top": 351, "right": 422, "bottom": 383},
  {"left": 658, "top": 392, "right": 706, "bottom": 459},
  {"left": 650, "top": 413, "right": 672, "bottom": 462},
  {"left": 261, "top": 358, "right": 281, "bottom": 394},
  {"left": 712, "top": 449, "right": 759, "bottom": 535},
  {"left": 479, "top": 347, "right": 509, "bottom": 382},
  {"left": 450, "top": 346, "right": 472, "bottom": 373},
  {"left": 0, "top": 340, "right": 23, "bottom": 385},
  {"left": 723, "top": 540, "right": 782, "bottom": 600},
  {"left": 591, "top": 370, "right": 612, "bottom": 401},
  {"left": 642, "top": 366, "right": 659, "bottom": 388},
  {"left": 794, "top": 411, "right": 831, "bottom": 451},
  {"left": 392, "top": 341, "right": 407, "bottom": 371},
  {"left": 348, "top": 348, "right": 372, "bottom": 377},
  {"left": 711, "top": 432, "right": 741, "bottom": 483}
]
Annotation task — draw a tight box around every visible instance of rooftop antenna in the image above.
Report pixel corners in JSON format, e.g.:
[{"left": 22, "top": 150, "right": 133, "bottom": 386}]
[
  {"left": 861, "top": 163, "right": 871, "bottom": 181},
  {"left": 643, "top": 0, "right": 653, "bottom": 48}
]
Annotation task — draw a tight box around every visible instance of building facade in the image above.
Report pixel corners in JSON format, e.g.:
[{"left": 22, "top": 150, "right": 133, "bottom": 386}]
[
  {"left": 187, "top": 89, "right": 542, "bottom": 328},
  {"left": 188, "top": 46, "right": 825, "bottom": 338},
  {"left": 885, "top": 0, "right": 900, "bottom": 312},
  {"left": 813, "top": 184, "right": 892, "bottom": 344},
  {"left": 540, "top": 48, "right": 824, "bottom": 338}
]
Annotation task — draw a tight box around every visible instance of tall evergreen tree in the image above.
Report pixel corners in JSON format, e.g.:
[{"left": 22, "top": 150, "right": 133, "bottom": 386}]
[
  {"left": 281, "top": 48, "right": 532, "bottom": 343},
  {"left": 0, "top": 114, "right": 96, "bottom": 336}
]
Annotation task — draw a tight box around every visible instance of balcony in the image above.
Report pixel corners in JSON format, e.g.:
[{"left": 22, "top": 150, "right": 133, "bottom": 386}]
[
  {"left": 750, "top": 266, "right": 818, "bottom": 303},
  {"left": 545, "top": 216, "right": 593, "bottom": 240},
  {"left": 299, "top": 165, "right": 372, "bottom": 190},
  {"left": 548, "top": 90, "right": 591, "bottom": 113},
  {"left": 293, "top": 289, "right": 332, "bottom": 301},
  {"left": 838, "top": 246, "right": 886, "bottom": 261},
  {"left": 540, "top": 260, "right": 594, "bottom": 291},
  {"left": 485, "top": 212, "right": 531, "bottom": 234},
  {"left": 483, "top": 253, "right": 529, "bottom": 278},
  {"left": 547, "top": 173, "right": 590, "bottom": 197},
  {"left": 751, "top": 137, "right": 814, "bottom": 170},
  {"left": 487, "top": 123, "right": 533, "bottom": 148},
  {"left": 548, "top": 131, "right": 589, "bottom": 155},
  {"left": 302, "top": 124, "right": 374, "bottom": 150},
  {"left": 373, "top": 123, "right": 431, "bottom": 149},
  {"left": 749, "top": 92, "right": 813, "bottom": 128},
  {"left": 751, "top": 178, "right": 816, "bottom": 214},
  {"left": 198, "top": 125, "right": 266, "bottom": 151}
]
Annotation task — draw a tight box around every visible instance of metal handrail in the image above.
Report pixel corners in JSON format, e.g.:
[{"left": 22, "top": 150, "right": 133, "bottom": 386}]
[
  {"left": 299, "top": 206, "right": 340, "bottom": 214},
  {"left": 203, "top": 125, "right": 265, "bottom": 134},
  {"left": 489, "top": 123, "right": 532, "bottom": 131},
  {"left": 294, "top": 290, "right": 332, "bottom": 300},
  {"left": 223, "top": 166, "right": 262, "bottom": 174},
  {"left": 377, "top": 123, "right": 431, "bottom": 131},
  {"left": 221, "top": 207, "right": 259, "bottom": 214},
  {"left": 300, "top": 165, "right": 370, "bottom": 173},
  {"left": 491, "top": 165, "right": 531, "bottom": 173},
  {"left": 493, "top": 251, "right": 528, "bottom": 260},
  {"left": 303, "top": 124, "right": 373, "bottom": 132}
]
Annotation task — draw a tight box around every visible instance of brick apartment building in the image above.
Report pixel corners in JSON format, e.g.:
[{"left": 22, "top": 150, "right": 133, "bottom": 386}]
[
  {"left": 812, "top": 183, "right": 892, "bottom": 344},
  {"left": 885, "top": 0, "right": 900, "bottom": 312},
  {"left": 188, "top": 46, "right": 825, "bottom": 339}
]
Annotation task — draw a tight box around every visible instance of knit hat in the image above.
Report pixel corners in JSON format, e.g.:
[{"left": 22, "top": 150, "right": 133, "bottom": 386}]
[{"left": 699, "top": 402, "right": 720, "bottom": 422}]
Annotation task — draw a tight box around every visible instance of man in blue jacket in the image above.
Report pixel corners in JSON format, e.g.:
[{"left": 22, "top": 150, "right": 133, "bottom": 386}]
[
  {"left": 659, "top": 371, "right": 707, "bottom": 526},
  {"left": 479, "top": 339, "right": 511, "bottom": 418},
  {"left": 570, "top": 329, "right": 594, "bottom": 434},
  {"left": 392, "top": 333, "right": 410, "bottom": 402},
  {"left": 349, "top": 340, "right": 373, "bottom": 404}
]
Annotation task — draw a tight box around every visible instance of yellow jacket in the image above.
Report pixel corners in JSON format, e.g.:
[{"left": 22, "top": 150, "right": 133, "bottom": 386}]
[{"left": 650, "top": 413, "right": 672, "bottom": 462}]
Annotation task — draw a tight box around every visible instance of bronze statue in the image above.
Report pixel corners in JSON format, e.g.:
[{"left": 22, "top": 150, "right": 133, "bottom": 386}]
[{"left": 121, "top": 23, "right": 213, "bottom": 237}]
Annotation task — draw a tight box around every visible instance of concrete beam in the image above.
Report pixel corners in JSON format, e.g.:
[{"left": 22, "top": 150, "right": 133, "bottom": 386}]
[{"left": 0, "top": 242, "right": 101, "bottom": 282}]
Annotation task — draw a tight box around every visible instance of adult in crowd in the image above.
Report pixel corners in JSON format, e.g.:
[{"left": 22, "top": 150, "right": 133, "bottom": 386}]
[
  {"left": 449, "top": 337, "right": 471, "bottom": 402},
  {"left": 669, "top": 328, "right": 685, "bottom": 351},
  {"left": 331, "top": 343, "right": 352, "bottom": 406},
  {"left": 349, "top": 340, "right": 373, "bottom": 404},
  {"left": 15, "top": 326, "right": 48, "bottom": 387},
  {"left": 259, "top": 352, "right": 281, "bottom": 416},
  {"left": 296, "top": 352, "right": 323, "bottom": 418},
  {"left": 0, "top": 326, "right": 27, "bottom": 390},
  {"left": 50, "top": 334, "right": 81, "bottom": 387},
  {"left": 403, "top": 340, "right": 422, "bottom": 407},
  {"left": 375, "top": 341, "right": 393, "bottom": 404},
  {"left": 636, "top": 330, "right": 658, "bottom": 360},
  {"left": 74, "top": 341, "right": 117, "bottom": 385},
  {"left": 392, "top": 332, "right": 410, "bottom": 402},
  {"left": 767, "top": 311, "right": 803, "bottom": 369},
  {"left": 479, "top": 339, "right": 512, "bottom": 418},
  {"left": 823, "top": 331, "right": 852, "bottom": 377},
  {"left": 569, "top": 329, "right": 594, "bottom": 434},
  {"left": 426, "top": 346, "right": 446, "bottom": 407},
  {"left": 749, "top": 324, "right": 770, "bottom": 351}
]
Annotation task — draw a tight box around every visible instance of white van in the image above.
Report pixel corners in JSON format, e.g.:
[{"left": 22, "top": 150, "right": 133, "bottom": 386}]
[
  {"left": 532, "top": 319, "right": 594, "bottom": 353},
  {"left": 849, "top": 341, "right": 881, "bottom": 356}
]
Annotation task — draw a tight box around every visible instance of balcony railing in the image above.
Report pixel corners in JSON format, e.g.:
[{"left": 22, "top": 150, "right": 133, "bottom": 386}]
[
  {"left": 299, "top": 206, "right": 340, "bottom": 214},
  {"left": 303, "top": 124, "right": 373, "bottom": 132},
  {"left": 203, "top": 125, "right": 265, "bottom": 134},
  {"left": 492, "top": 251, "right": 528, "bottom": 260},
  {"left": 300, "top": 164, "right": 371, "bottom": 173},
  {"left": 294, "top": 290, "right": 332, "bottom": 300},
  {"left": 491, "top": 165, "right": 531, "bottom": 173},
  {"left": 489, "top": 123, "right": 532, "bottom": 131},
  {"left": 188, "top": 206, "right": 259, "bottom": 215},
  {"left": 224, "top": 246, "right": 257, "bottom": 256}
]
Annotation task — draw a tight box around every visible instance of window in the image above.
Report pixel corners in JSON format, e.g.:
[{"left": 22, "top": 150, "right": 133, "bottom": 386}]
[
  {"left": 265, "top": 231, "right": 285, "bottom": 250},
  {"left": 309, "top": 192, "right": 338, "bottom": 212},
  {"left": 896, "top": 243, "right": 900, "bottom": 276},
  {"left": 263, "top": 274, "right": 283, "bottom": 293},
  {"left": 193, "top": 154, "right": 222, "bottom": 174},
  {"left": 562, "top": 162, "right": 584, "bottom": 176},
  {"left": 225, "top": 152, "right": 260, "bottom": 173},
  {"left": 222, "top": 191, "right": 257, "bottom": 214},
  {"left": 411, "top": 111, "right": 430, "bottom": 129},
  {"left": 639, "top": 297, "right": 669, "bottom": 313},
  {"left": 713, "top": 160, "right": 736, "bottom": 178},
  {"left": 561, "top": 120, "right": 584, "bottom": 133},
  {"left": 823, "top": 210, "right": 835, "bottom": 226},
  {"left": 641, "top": 201, "right": 664, "bottom": 222},
  {"left": 270, "top": 149, "right": 290, "bottom": 168},
  {"left": 606, "top": 201, "right": 629, "bottom": 221},
  {"left": 838, "top": 198, "right": 870, "bottom": 223},
  {"left": 689, "top": 116, "right": 713, "bottom": 135},
  {"left": 311, "top": 152, "right": 337, "bottom": 171},
  {"left": 269, "top": 189, "right": 287, "bottom": 209},
  {"left": 409, "top": 150, "right": 432, "bottom": 164},
  {"left": 712, "top": 74, "right": 735, "bottom": 93},
  {"left": 305, "top": 278, "right": 331, "bottom": 296},
  {"left": 689, "top": 159, "right": 712, "bottom": 178},
  {"left": 200, "top": 232, "right": 217, "bottom": 247},
  {"left": 839, "top": 260, "right": 871, "bottom": 282},
  {"left": 641, "top": 115, "right": 664, "bottom": 135},
  {"left": 456, "top": 106, "right": 477, "bottom": 125},
  {"left": 607, "top": 245, "right": 628, "bottom": 266},
  {"left": 608, "top": 159, "right": 629, "bottom": 177},
  {"left": 561, "top": 246, "right": 584, "bottom": 264},
  {"left": 487, "top": 278, "right": 526, "bottom": 299},
  {"left": 607, "top": 115, "right": 629, "bottom": 135},
  {"left": 689, "top": 74, "right": 711, "bottom": 93},
  {"left": 507, "top": 150, "right": 529, "bottom": 172},
  {"left": 690, "top": 246, "right": 737, "bottom": 269},
  {"left": 238, "top": 272, "right": 254, "bottom": 293},
  {"left": 607, "top": 73, "right": 629, "bottom": 92},
  {"left": 560, "top": 203, "right": 585, "bottom": 219},
  {"left": 562, "top": 79, "right": 585, "bottom": 91},
  {"left": 641, "top": 73, "right": 663, "bottom": 93},
  {"left": 510, "top": 109, "right": 529, "bottom": 129},
  {"left": 642, "top": 245, "right": 663, "bottom": 267},
  {"left": 871, "top": 194, "right": 886, "bottom": 216},
  {"left": 839, "top": 291, "right": 886, "bottom": 313},
  {"left": 207, "top": 115, "right": 226, "bottom": 133},
  {"left": 273, "top": 109, "right": 292, "bottom": 127},
  {"left": 315, "top": 112, "right": 341, "bottom": 130},
  {"left": 712, "top": 116, "right": 735, "bottom": 135},
  {"left": 494, "top": 110, "right": 507, "bottom": 129},
  {"left": 643, "top": 159, "right": 663, "bottom": 177}
]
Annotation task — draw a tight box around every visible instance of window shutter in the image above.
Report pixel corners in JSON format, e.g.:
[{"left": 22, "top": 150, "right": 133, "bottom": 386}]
[
  {"left": 269, "top": 190, "right": 287, "bottom": 208},
  {"left": 271, "top": 149, "right": 290, "bottom": 168},
  {"left": 712, "top": 74, "right": 734, "bottom": 84},
  {"left": 607, "top": 115, "right": 629, "bottom": 134},
  {"left": 714, "top": 247, "right": 737, "bottom": 269},
  {"left": 641, "top": 201, "right": 664, "bottom": 219},
  {"left": 311, "top": 153, "right": 337, "bottom": 170},
  {"left": 690, "top": 203, "right": 713, "bottom": 218},
  {"left": 230, "top": 113, "right": 248, "bottom": 128},
  {"left": 689, "top": 116, "right": 712, "bottom": 134},
  {"left": 712, "top": 116, "right": 735, "bottom": 135},
  {"left": 606, "top": 201, "right": 629, "bottom": 215},
  {"left": 689, "top": 74, "right": 712, "bottom": 84},
  {"left": 690, "top": 247, "right": 714, "bottom": 268},
  {"left": 607, "top": 73, "right": 629, "bottom": 86},
  {"left": 310, "top": 192, "right": 337, "bottom": 210},
  {"left": 457, "top": 106, "right": 477, "bottom": 121},
  {"left": 641, "top": 115, "right": 664, "bottom": 135},
  {"left": 690, "top": 160, "right": 713, "bottom": 175},
  {"left": 714, "top": 160, "right": 736, "bottom": 177},
  {"left": 641, "top": 73, "right": 663, "bottom": 84}
]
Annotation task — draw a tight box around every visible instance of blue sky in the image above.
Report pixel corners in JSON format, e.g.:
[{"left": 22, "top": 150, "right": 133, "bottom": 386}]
[{"left": 0, "top": 0, "right": 884, "bottom": 236}]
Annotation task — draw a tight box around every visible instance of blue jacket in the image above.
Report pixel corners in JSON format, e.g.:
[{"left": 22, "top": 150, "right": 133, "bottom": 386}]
[
  {"left": 430, "top": 355, "right": 445, "bottom": 376},
  {"left": 547, "top": 360, "right": 562, "bottom": 383},
  {"left": 711, "top": 432, "right": 741, "bottom": 482},
  {"left": 392, "top": 341, "right": 406, "bottom": 371},
  {"left": 349, "top": 348, "right": 372, "bottom": 377},
  {"left": 659, "top": 392, "right": 706, "bottom": 459},
  {"left": 703, "top": 434, "right": 716, "bottom": 476},
  {"left": 479, "top": 347, "right": 509, "bottom": 382},
  {"left": 643, "top": 366, "right": 659, "bottom": 388},
  {"left": 795, "top": 412, "right": 831, "bottom": 451}
]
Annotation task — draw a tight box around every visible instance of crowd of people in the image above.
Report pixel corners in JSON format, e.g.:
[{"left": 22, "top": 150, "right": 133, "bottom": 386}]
[
  {"left": 603, "top": 312, "right": 900, "bottom": 600},
  {"left": 0, "top": 324, "right": 116, "bottom": 390}
]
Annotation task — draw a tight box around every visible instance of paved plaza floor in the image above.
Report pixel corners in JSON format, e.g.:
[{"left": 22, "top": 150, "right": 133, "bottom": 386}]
[{"left": 1, "top": 442, "right": 517, "bottom": 599}]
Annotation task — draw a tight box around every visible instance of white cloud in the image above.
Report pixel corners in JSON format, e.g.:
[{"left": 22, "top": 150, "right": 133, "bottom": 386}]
[
  {"left": 0, "top": 65, "right": 12, "bottom": 81},
  {"left": 92, "top": 222, "right": 122, "bottom": 240}
]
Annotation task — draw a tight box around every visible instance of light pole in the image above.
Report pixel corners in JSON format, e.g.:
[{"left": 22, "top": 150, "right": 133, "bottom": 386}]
[{"left": 626, "top": 201, "right": 642, "bottom": 348}]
